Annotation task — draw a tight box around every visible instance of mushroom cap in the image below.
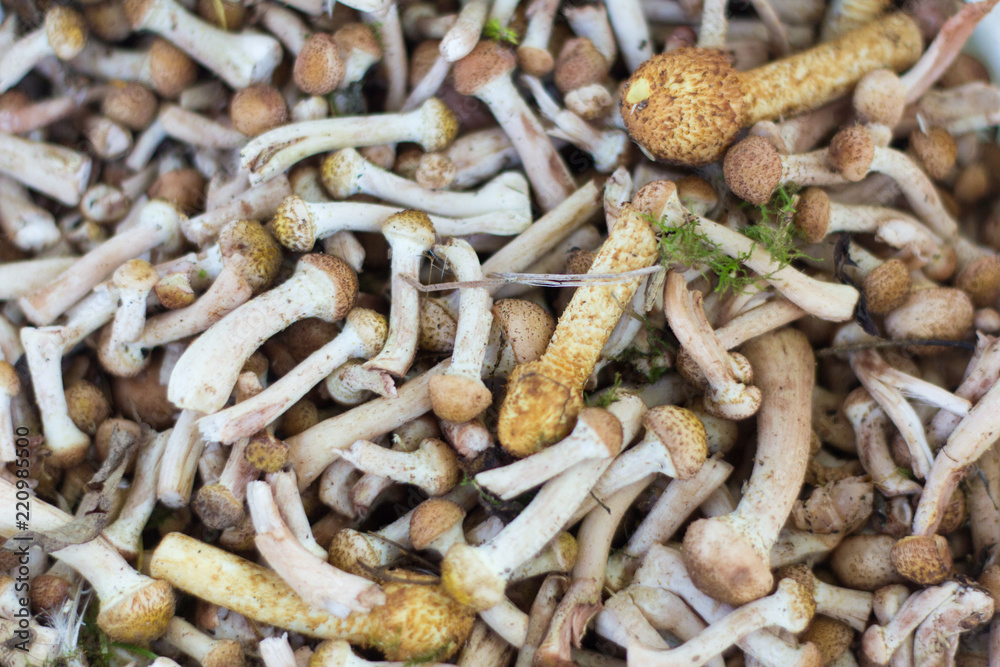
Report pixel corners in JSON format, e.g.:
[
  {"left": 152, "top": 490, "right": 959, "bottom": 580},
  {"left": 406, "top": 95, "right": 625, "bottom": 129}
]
[
  {"left": 381, "top": 209, "right": 436, "bottom": 252},
  {"left": 862, "top": 258, "right": 911, "bottom": 315},
  {"left": 148, "top": 169, "right": 206, "bottom": 216},
  {"left": 416, "top": 97, "right": 460, "bottom": 152},
  {"left": 853, "top": 69, "right": 906, "bottom": 127},
  {"left": 564, "top": 248, "right": 595, "bottom": 276},
  {"left": 230, "top": 84, "right": 288, "bottom": 137},
  {"left": 294, "top": 34, "right": 346, "bottom": 96},
  {"left": 428, "top": 374, "right": 493, "bottom": 423},
  {"left": 196, "top": 0, "right": 245, "bottom": 29},
  {"left": 31, "top": 573, "right": 73, "bottom": 613},
  {"left": 97, "top": 578, "right": 175, "bottom": 644},
  {"left": 889, "top": 534, "right": 953, "bottom": 585},
  {"left": 321, "top": 148, "right": 366, "bottom": 199},
  {"left": 793, "top": 188, "right": 831, "bottom": 244},
  {"left": 517, "top": 45, "right": 555, "bottom": 77},
  {"left": 344, "top": 308, "right": 389, "bottom": 358},
  {"left": 492, "top": 299, "right": 556, "bottom": 364},
  {"left": 0, "top": 360, "right": 21, "bottom": 397},
  {"left": 194, "top": 483, "right": 245, "bottom": 530},
  {"left": 94, "top": 419, "right": 142, "bottom": 474},
  {"left": 202, "top": 639, "right": 245, "bottom": 667},
  {"left": 682, "top": 516, "right": 773, "bottom": 606},
  {"left": 102, "top": 82, "right": 158, "bottom": 131},
  {"left": 801, "top": 616, "right": 853, "bottom": 666},
  {"left": 829, "top": 534, "right": 905, "bottom": 591},
  {"left": 333, "top": 23, "right": 382, "bottom": 60},
  {"left": 358, "top": 570, "right": 476, "bottom": 660},
  {"left": 268, "top": 195, "right": 317, "bottom": 253},
  {"left": 909, "top": 127, "right": 956, "bottom": 181},
  {"left": 409, "top": 498, "right": 465, "bottom": 551},
  {"left": 553, "top": 38, "right": 608, "bottom": 94},
  {"left": 642, "top": 405, "right": 708, "bottom": 480},
  {"left": 956, "top": 255, "right": 1000, "bottom": 307},
  {"left": 723, "top": 135, "right": 783, "bottom": 205},
  {"left": 46, "top": 6, "right": 87, "bottom": 60},
  {"left": 440, "top": 542, "right": 506, "bottom": 611},
  {"left": 66, "top": 380, "right": 112, "bottom": 435},
  {"left": 219, "top": 219, "right": 283, "bottom": 293},
  {"left": 620, "top": 48, "right": 746, "bottom": 167},
  {"left": 828, "top": 126, "right": 875, "bottom": 182},
  {"left": 245, "top": 432, "right": 289, "bottom": 473},
  {"left": 297, "top": 254, "right": 359, "bottom": 323},
  {"left": 675, "top": 175, "right": 719, "bottom": 216},
  {"left": 452, "top": 41, "right": 517, "bottom": 96},
  {"left": 414, "top": 153, "right": 456, "bottom": 190},
  {"left": 409, "top": 39, "right": 442, "bottom": 87},
  {"left": 114, "top": 258, "right": 159, "bottom": 292},
  {"left": 498, "top": 360, "right": 584, "bottom": 458},
  {"left": 148, "top": 39, "right": 197, "bottom": 98},
  {"left": 884, "top": 287, "right": 973, "bottom": 354},
  {"left": 419, "top": 298, "right": 458, "bottom": 352},
  {"left": 576, "top": 406, "right": 623, "bottom": 456}
]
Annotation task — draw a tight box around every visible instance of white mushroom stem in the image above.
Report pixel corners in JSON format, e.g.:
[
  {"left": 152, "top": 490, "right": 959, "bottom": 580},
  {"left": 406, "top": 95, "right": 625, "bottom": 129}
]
[
  {"left": 169, "top": 254, "right": 356, "bottom": 414},
  {"left": 324, "top": 149, "right": 530, "bottom": 220},
  {"left": 844, "top": 388, "right": 922, "bottom": 497},
  {"left": 104, "top": 429, "right": 170, "bottom": 561},
  {"left": 0, "top": 363, "right": 17, "bottom": 463},
  {"left": 604, "top": 457, "right": 733, "bottom": 591},
  {"left": 0, "top": 477, "right": 174, "bottom": 644},
  {"left": 0, "top": 258, "right": 76, "bottom": 301},
  {"left": 19, "top": 201, "right": 181, "bottom": 326},
  {"left": 696, "top": 0, "right": 728, "bottom": 49},
  {"left": 198, "top": 309, "right": 386, "bottom": 444},
  {"left": 627, "top": 578, "right": 815, "bottom": 667},
  {"left": 269, "top": 470, "right": 327, "bottom": 560},
  {"left": 654, "top": 183, "right": 858, "bottom": 321},
  {"left": 871, "top": 585, "right": 913, "bottom": 667},
  {"left": 595, "top": 588, "right": 677, "bottom": 654},
  {"left": 156, "top": 409, "right": 206, "bottom": 509},
  {"left": 335, "top": 438, "right": 459, "bottom": 496},
  {"left": 362, "top": 1, "right": 406, "bottom": 111},
  {"left": 444, "top": 128, "right": 520, "bottom": 189},
  {"left": 441, "top": 447, "right": 623, "bottom": 611},
  {"left": 624, "top": 587, "right": 720, "bottom": 666},
  {"left": 851, "top": 346, "right": 970, "bottom": 416},
  {"left": 258, "top": 4, "right": 310, "bottom": 54},
  {"left": 780, "top": 565, "right": 873, "bottom": 632},
  {"left": 862, "top": 582, "right": 961, "bottom": 665},
  {"left": 913, "top": 378, "right": 1000, "bottom": 537},
  {"left": 127, "top": 0, "right": 281, "bottom": 88},
  {"left": 182, "top": 174, "right": 290, "bottom": 245},
  {"left": 363, "top": 212, "right": 435, "bottom": 378},
  {"left": 633, "top": 545, "right": 821, "bottom": 667},
  {"left": 534, "top": 477, "right": 652, "bottom": 666},
  {"left": 162, "top": 617, "right": 244, "bottom": 666},
  {"left": 0, "top": 175, "right": 60, "bottom": 251},
  {"left": 522, "top": 75, "right": 627, "bottom": 173},
  {"left": 564, "top": 4, "right": 616, "bottom": 65},
  {"left": 681, "top": 328, "right": 815, "bottom": 607},
  {"left": 913, "top": 585, "right": 993, "bottom": 667},
  {"left": 927, "top": 335, "right": 1000, "bottom": 449},
  {"left": 867, "top": 147, "right": 959, "bottom": 241},
  {"left": 158, "top": 104, "right": 246, "bottom": 149},
  {"left": 259, "top": 633, "right": 296, "bottom": 667},
  {"left": 605, "top": 0, "right": 653, "bottom": 70},
  {"left": 664, "top": 271, "right": 762, "bottom": 421},
  {"left": 0, "top": 133, "right": 91, "bottom": 207},
  {"left": 476, "top": 408, "right": 622, "bottom": 500},
  {"left": 247, "top": 480, "right": 385, "bottom": 618},
  {"left": 240, "top": 98, "right": 456, "bottom": 185}
]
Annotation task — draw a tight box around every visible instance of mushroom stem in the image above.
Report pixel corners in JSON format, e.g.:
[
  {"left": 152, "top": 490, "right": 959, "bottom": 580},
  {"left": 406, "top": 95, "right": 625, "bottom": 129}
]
[
  {"left": 104, "top": 429, "right": 169, "bottom": 561},
  {"left": 0, "top": 133, "right": 92, "bottom": 206}
]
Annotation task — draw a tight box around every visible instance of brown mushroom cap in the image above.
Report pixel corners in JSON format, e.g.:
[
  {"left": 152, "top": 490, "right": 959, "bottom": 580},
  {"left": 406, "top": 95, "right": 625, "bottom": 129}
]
[
  {"left": 862, "top": 258, "right": 911, "bottom": 315},
  {"left": 828, "top": 126, "right": 874, "bottom": 182},
  {"left": 620, "top": 48, "right": 746, "bottom": 167},
  {"left": 84, "top": 1, "right": 131, "bottom": 42},
  {"left": 793, "top": 187, "right": 831, "bottom": 244},
  {"left": 675, "top": 175, "right": 719, "bottom": 215},
  {"left": 890, "top": 534, "right": 953, "bottom": 585},
  {"left": 194, "top": 483, "right": 245, "bottom": 530},
  {"left": 154, "top": 273, "right": 196, "bottom": 309},
  {"left": 66, "top": 380, "right": 112, "bottom": 436},
  {"left": 96, "top": 579, "right": 175, "bottom": 644},
  {"left": 852, "top": 69, "right": 906, "bottom": 127},
  {"left": 333, "top": 23, "right": 382, "bottom": 60},
  {"left": 682, "top": 517, "right": 773, "bottom": 606},
  {"left": 492, "top": 298, "right": 556, "bottom": 364},
  {"left": 230, "top": 84, "right": 288, "bottom": 137},
  {"left": 299, "top": 253, "right": 359, "bottom": 322},
  {"left": 31, "top": 573, "right": 73, "bottom": 613},
  {"left": 46, "top": 6, "right": 88, "bottom": 60},
  {"left": 95, "top": 418, "right": 142, "bottom": 473},
  {"left": 148, "top": 39, "right": 198, "bottom": 99},
  {"left": 801, "top": 616, "right": 854, "bottom": 666},
  {"left": 149, "top": 169, "right": 206, "bottom": 215},
  {"left": 218, "top": 219, "right": 283, "bottom": 294},
  {"left": 884, "top": 287, "right": 973, "bottom": 355},
  {"left": 642, "top": 405, "right": 708, "bottom": 480},
  {"left": 409, "top": 39, "right": 443, "bottom": 87},
  {"left": 245, "top": 432, "right": 290, "bottom": 473},
  {"left": 829, "top": 534, "right": 905, "bottom": 591},
  {"left": 956, "top": 255, "right": 1000, "bottom": 307},
  {"left": 909, "top": 127, "right": 957, "bottom": 181},
  {"left": 196, "top": 0, "right": 245, "bottom": 30},
  {"left": 723, "top": 135, "right": 783, "bottom": 205},
  {"left": 452, "top": 41, "right": 517, "bottom": 96},
  {"left": 428, "top": 374, "right": 493, "bottom": 424},
  {"left": 410, "top": 498, "right": 465, "bottom": 551},
  {"left": 294, "top": 33, "right": 346, "bottom": 96},
  {"left": 553, "top": 38, "right": 608, "bottom": 94},
  {"left": 102, "top": 82, "right": 158, "bottom": 131},
  {"left": 268, "top": 195, "right": 316, "bottom": 253}
]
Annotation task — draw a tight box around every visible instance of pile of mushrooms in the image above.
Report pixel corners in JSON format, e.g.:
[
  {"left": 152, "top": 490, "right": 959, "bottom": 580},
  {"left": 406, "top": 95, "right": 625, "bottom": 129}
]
[{"left": 4, "top": 0, "right": 1000, "bottom": 665}]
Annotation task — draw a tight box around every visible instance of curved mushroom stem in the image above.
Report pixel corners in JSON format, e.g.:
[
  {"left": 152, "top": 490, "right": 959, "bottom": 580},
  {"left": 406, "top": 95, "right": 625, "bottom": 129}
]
[
  {"left": 104, "top": 429, "right": 169, "bottom": 561},
  {"left": 862, "top": 581, "right": 961, "bottom": 665},
  {"left": 682, "top": 328, "right": 815, "bottom": 606}
]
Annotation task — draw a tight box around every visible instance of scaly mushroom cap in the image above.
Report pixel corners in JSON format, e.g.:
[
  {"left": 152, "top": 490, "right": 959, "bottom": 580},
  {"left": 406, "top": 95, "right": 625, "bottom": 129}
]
[
  {"left": 793, "top": 188, "right": 831, "bottom": 244},
  {"left": 0, "top": 360, "right": 21, "bottom": 397},
  {"left": 492, "top": 299, "right": 556, "bottom": 364},
  {"left": 294, "top": 34, "right": 346, "bottom": 96},
  {"left": 643, "top": 405, "right": 708, "bottom": 480},
  {"left": 675, "top": 175, "right": 719, "bottom": 216},
  {"left": 345, "top": 308, "right": 389, "bottom": 358},
  {"left": 863, "top": 258, "right": 911, "bottom": 315},
  {"left": 66, "top": 380, "right": 112, "bottom": 435},
  {"left": 46, "top": 6, "right": 88, "bottom": 60},
  {"left": 956, "top": 256, "right": 1000, "bottom": 307},
  {"left": 269, "top": 195, "right": 317, "bottom": 252},
  {"left": 193, "top": 483, "right": 244, "bottom": 530},
  {"left": 203, "top": 639, "right": 245, "bottom": 667},
  {"left": 620, "top": 48, "right": 746, "bottom": 167},
  {"left": 230, "top": 84, "right": 288, "bottom": 137},
  {"left": 103, "top": 82, "right": 158, "bottom": 130},
  {"left": 428, "top": 374, "right": 493, "bottom": 423},
  {"left": 409, "top": 499, "right": 465, "bottom": 551},
  {"left": 890, "top": 534, "right": 953, "bottom": 585},
  {"left": 382, "top": 209, "right": 436, "bottom": 251},
  {"left": 333, "top": 23, "right": 381, "bottom": 60},
  {"left": 802, "top": 616, "right": 853, "bottom": 666},
  {"left": 910, "top": 127, "right": 956, "bottom": 181},
  {"left": 884, "top": 287, "right": 973, "bottom": 355},
  {"left": 219, "top": 219, "right": 283, "bottom": 293},
  {"left": 682, "top": 516, "right": 773, "bottom": 606},
  {"left": 298, "top": 253, "right": 359, "bottom": 322},
  {"left": 363, "top": 570, "right": 475, "bottom": 660},
  {"left": 31, "top": 573, "right": 73, "bottom": 612},
  {"left": 245, "top": 432, "right": 289, "bottom": 473},
  {"left": 553, "top": 38, "right": 608, "bottom": 94},
  {"left": 452, "top": 41, "right": 517, "bottom": 97},
  {"left": 853, "top": 69, "right": 906, "bottom": 127},
  {"left": 97, "top": 579, "right": 175, "bottom": 644},
  {"left": 440, "top": 542, "right": 506, "bottom": 610},
  {"left": 148, "top": 40, "right": 198, "bottom": 98},
  {"left": 723, "top": 135, "right": 783, "bottom": 205},
  {"left": 829, "top": 126, "right": 875, "bottom": 182},
  {"left": 417, "top": 98, "right": 460, "bottom": 152},
  {"left": 115, "top": 258, "right": 160, "bottom": 292}
]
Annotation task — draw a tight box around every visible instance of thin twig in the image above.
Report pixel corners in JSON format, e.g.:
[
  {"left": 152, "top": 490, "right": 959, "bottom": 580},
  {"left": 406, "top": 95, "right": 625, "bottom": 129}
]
[
  {"left": 401, "top": 266, "right": 665, "bottom": 292},
  {"left": 815, "top": 339, "right": 976, "bottom": 357}
]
